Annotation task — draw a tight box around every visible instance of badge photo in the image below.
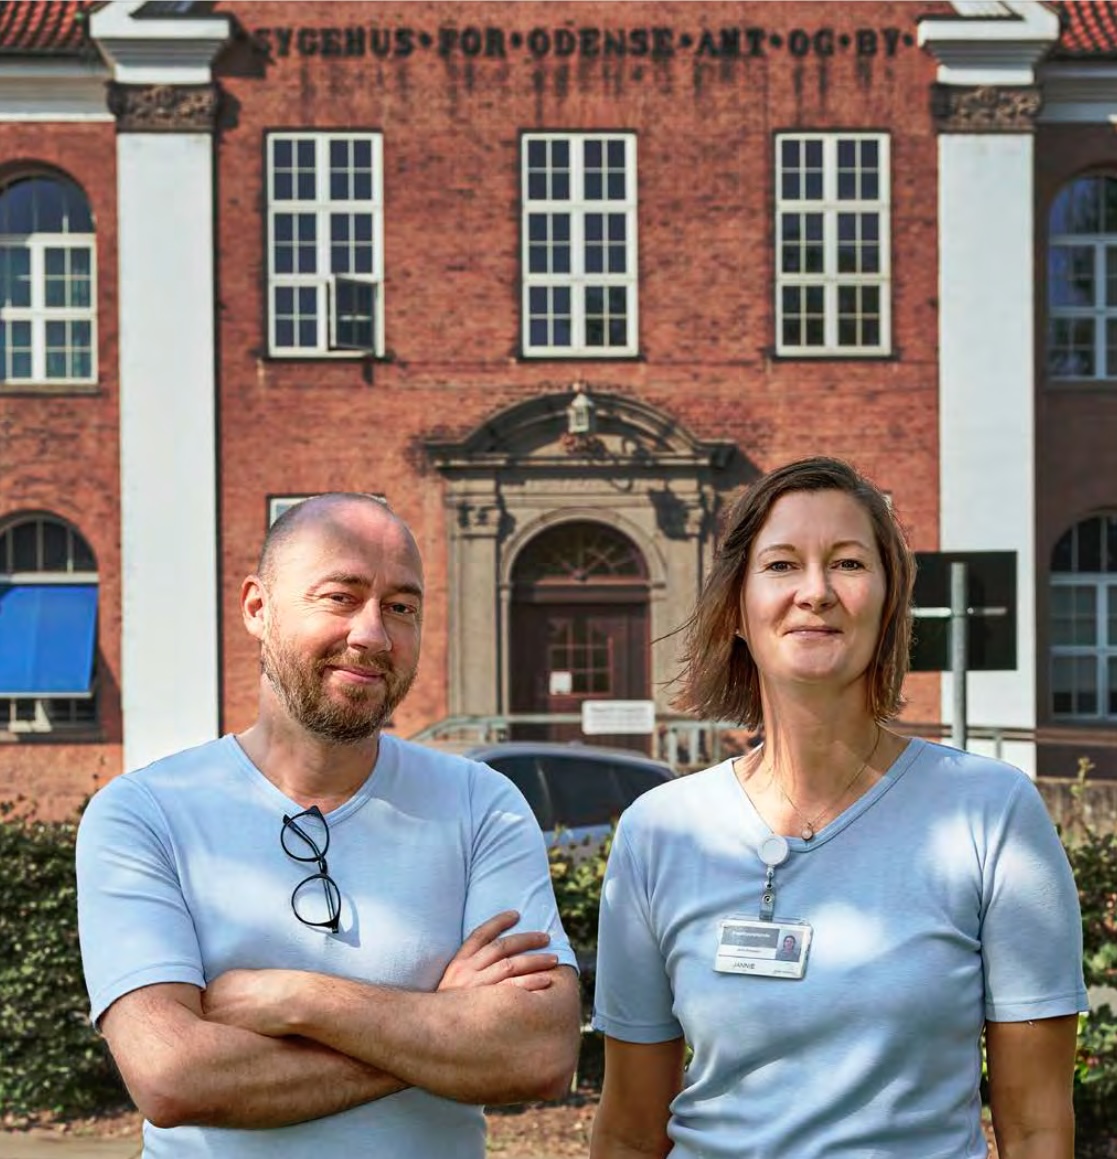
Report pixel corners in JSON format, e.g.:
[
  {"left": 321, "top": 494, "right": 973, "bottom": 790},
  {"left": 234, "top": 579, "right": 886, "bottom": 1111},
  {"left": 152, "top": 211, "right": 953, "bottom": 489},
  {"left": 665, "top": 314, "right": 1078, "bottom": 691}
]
[{"left": 714, "top": 917, "right": 813, "bottom": 980}]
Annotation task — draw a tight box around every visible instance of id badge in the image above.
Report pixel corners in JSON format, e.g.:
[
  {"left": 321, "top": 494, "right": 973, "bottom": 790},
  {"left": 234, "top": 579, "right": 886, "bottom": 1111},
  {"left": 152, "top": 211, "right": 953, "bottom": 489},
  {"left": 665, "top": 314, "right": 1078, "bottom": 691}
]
[{"left": 714, "top": 917, "right": 813, "bottom": 980}]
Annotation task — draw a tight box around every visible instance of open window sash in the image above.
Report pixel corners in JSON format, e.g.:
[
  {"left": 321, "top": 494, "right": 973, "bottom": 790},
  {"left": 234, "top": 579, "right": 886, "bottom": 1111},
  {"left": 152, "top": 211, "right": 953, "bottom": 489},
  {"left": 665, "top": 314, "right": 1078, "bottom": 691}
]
[{"left": 329, "top": 276, "right": 377, "bottom": 353}]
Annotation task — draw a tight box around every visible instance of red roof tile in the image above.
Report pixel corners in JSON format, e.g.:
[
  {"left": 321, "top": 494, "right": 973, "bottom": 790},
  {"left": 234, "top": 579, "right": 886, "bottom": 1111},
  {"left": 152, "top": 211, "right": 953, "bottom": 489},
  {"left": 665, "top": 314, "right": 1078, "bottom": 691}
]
[
  {"left": 1054, "top": 1, "right": 1117, "bottom": 59},
  {"left": 0, "top": 2, "right": 92, "bottom": 56}
]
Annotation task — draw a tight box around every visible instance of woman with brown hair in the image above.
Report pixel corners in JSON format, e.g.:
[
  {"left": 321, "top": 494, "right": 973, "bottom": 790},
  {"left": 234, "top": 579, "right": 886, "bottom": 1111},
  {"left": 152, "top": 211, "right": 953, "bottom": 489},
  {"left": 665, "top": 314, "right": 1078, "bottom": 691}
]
[{"left": 590, "top": 457, "right": 1087, "bottom": 1159}]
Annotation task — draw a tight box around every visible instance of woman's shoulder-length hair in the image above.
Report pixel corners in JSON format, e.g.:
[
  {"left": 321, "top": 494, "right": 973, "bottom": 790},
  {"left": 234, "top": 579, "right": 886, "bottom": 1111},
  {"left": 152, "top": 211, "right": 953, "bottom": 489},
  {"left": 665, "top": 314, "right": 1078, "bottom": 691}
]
[{"left": 672, "top": 456, "right": 915, "bottom": 729}]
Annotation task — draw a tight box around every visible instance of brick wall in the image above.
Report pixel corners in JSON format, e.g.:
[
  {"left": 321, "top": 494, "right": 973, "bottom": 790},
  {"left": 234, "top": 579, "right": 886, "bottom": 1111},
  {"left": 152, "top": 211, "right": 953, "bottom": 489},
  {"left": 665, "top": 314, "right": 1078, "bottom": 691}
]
[
  {"left": 1035, "top": 123, "right": 1117, "bottom": 775},
  {"left": 214, "top": 0, "right": 946, "bottom": 738},
  {"left": 0, "top": 2, "right": 952, "bottom": 815},
  {"left": 0, "top": 122, "right": 122, "bottom": 816}
]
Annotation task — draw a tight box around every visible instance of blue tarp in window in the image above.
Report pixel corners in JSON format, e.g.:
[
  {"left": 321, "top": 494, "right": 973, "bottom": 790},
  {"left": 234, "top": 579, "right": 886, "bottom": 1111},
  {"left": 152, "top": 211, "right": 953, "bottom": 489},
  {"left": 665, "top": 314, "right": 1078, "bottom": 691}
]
[{"left": 0, "top": 584, "right": 98, "bottom": 696}]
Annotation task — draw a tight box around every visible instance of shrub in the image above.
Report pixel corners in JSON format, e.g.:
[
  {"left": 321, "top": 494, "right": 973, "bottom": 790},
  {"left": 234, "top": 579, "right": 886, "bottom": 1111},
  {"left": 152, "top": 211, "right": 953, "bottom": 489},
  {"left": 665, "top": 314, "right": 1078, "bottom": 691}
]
[
  {"left": 0, "top": 799, "right": 124, "bottom": 1122},
  {"left": 2, "top": 771, "right": 1114, "bottom": 1132},
  {"left": 548, "top": 835, "right": 610, "bottom": 1011},
  {"left": 547, "top": 835, "right": 611, "bottom": 1088},
  {"left": 1065, "top": 760, "right": 1117, "bottom": 1152}
]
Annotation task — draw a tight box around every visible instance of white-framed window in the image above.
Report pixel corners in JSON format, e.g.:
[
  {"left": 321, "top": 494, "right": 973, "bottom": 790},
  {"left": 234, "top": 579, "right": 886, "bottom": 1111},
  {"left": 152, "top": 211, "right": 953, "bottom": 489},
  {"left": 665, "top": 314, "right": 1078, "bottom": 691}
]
[
  {"left": 268, "top": 495, "right": 314, "bottom": 526},
  {"left": 0, "top": 175, "right": 96, "bottom": 384},
  {"left": 0, "top": 513, "right": 98, "bottom": 735},
  {"left": 266, "top": 133, "right": 384, "bottom": 357},
  {"left": 1047, "top": 175, "right": 1117, "bottom": 380},
  {"left": 1049, "top": 514, "right": 1117, "bottom": 720},
  {"left": 775, "top": 133, "right": 891, "bottom": 356},
  {"left": 267, "top": 493, "right": 387, "bottom": 526},
  {"left": 521, "top": 133, "right": 638, "bottom": 357}
]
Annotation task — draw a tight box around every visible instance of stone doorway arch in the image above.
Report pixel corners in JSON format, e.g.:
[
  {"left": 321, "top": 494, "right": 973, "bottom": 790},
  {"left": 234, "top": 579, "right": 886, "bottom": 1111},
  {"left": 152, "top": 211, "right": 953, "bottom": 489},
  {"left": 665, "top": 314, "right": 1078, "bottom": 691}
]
[
  {"left": 426, "top": 389, "right": 741, "bottom": 724},
  {"left": 509, "top": 519, "right": 650, "bottom": 749}
]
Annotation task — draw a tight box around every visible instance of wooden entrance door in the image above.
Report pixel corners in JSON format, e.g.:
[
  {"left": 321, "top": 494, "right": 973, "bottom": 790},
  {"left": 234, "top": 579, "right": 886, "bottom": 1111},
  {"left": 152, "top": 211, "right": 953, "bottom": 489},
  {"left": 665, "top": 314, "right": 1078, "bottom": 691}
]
[{"left": 509, "top": 522, "right": 650, "bottom": 751}]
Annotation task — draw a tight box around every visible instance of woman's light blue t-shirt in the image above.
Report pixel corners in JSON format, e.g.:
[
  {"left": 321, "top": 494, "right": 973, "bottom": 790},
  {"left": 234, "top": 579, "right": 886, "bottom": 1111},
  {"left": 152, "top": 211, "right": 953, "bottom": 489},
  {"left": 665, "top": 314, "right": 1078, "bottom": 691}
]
[{"left": 593, "top": 739, "right": 1088, "bottom": 1159}]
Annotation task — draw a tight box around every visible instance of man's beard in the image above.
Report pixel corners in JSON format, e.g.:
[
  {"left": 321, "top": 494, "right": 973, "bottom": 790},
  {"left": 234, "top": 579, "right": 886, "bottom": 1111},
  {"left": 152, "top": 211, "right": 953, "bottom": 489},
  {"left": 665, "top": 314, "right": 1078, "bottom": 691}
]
[{"left": 260, "top": 628, "right": 416, "bottom": 744}]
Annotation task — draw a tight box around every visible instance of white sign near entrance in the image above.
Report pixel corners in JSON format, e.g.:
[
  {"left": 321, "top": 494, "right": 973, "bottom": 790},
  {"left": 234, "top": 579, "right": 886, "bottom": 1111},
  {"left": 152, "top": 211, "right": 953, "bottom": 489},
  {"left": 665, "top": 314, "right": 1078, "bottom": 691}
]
[{"left": 581, "top": 699, "right": 656, "bottom": 735}]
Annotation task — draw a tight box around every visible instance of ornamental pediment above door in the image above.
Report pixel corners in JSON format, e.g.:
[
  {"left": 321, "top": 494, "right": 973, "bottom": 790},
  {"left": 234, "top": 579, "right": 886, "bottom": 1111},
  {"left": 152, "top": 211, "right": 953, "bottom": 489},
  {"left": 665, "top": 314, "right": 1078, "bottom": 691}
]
[{"left": 426, "top": 386, "right": 738, "bottom": 470}]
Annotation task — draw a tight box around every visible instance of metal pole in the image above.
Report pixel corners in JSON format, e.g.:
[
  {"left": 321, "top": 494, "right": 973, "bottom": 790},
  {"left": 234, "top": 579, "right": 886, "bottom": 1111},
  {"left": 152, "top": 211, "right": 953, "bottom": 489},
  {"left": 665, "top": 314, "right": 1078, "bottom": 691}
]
[{"left": 950, "top": 561, "right": 968, "bottom": 750}]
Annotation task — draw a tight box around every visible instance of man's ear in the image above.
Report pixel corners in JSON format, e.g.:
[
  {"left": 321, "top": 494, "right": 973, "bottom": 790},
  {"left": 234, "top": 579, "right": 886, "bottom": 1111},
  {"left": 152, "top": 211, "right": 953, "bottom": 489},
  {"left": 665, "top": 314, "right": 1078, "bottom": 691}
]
[{"left": 242, "top": 575, "right": 267, "bottom": 641}]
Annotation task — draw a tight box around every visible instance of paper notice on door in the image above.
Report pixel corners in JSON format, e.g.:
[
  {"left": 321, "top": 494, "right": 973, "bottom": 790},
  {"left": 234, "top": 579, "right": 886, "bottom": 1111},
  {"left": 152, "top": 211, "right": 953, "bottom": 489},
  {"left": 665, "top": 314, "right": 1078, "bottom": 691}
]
[{"left": 549, "top": 671, "right": 573, "bottom": 695}]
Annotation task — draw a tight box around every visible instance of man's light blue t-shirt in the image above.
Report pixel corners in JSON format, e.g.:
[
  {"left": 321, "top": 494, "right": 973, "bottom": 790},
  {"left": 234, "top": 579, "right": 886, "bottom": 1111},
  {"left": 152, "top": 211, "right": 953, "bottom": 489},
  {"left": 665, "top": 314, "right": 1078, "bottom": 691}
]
[
  {"left": 593, "top": 739, "right": 1088, "bottom": 1159},
  {"left": 77, "top": 732, "right": 576, "bottom": 1158}
]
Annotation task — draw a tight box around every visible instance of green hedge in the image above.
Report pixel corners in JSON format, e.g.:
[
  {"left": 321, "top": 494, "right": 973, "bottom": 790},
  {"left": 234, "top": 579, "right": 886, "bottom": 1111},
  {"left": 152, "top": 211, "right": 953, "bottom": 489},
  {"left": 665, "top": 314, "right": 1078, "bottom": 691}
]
[
  {"left": 1067, "top": 761, "right": 1117, "bottom": 1151},
  {"left": 1, "top": 772, "right": 1115, "bottom": 1136},
  {"left": 0, "top": 800, "right": 124, "bottom": 1121}
]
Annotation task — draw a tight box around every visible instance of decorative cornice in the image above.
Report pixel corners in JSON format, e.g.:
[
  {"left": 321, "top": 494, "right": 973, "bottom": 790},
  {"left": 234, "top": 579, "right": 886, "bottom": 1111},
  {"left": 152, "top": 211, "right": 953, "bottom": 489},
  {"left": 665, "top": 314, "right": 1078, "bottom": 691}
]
[
  {"left": 89, "top": 1, "right": 230, "bottom": 86},
  {"left": 107, "top": 81, "right": 218, "bottom": 132},
  {"left": 0, "top": 60, "right": 112, "bottom": 122},
  {"left": 918, "top": 2, "right": 1060, "bottom": 86},
  {"left": 1038, "top": 62, "right": 1117, "bottom": 123},
  {"left": 930, "top": 83, "right": 1042, "bottom": 131}
]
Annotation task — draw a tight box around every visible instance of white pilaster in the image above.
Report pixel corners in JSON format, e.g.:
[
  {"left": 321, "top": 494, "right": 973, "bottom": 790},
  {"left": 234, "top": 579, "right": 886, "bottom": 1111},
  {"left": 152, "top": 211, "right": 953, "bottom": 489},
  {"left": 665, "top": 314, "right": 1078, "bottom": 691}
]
[
  {"left": 116, "top": 134, "right": 219, "bottom": 770},
  {"left": 920, "top": 2, "right": 1060, "bottom": 774},
  {"left": 92, "top": 2, "right": 230, "bottom": 771},
  {"left": 937, "top": 134, "right": 1036, "bottom": 771}
]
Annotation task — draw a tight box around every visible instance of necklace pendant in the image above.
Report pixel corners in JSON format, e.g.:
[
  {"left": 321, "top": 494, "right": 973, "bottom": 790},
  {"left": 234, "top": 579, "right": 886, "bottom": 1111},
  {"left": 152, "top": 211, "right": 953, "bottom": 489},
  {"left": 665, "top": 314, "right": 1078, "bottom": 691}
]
[{"left": 801, "top": 824, "right": 815, "bottom": 841}]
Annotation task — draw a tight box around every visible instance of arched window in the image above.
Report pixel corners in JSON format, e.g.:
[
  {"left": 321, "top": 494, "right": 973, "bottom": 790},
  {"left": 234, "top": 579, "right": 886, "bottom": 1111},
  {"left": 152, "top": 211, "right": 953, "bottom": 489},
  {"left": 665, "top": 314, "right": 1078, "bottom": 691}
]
[
  {"left": 0, "top": 513, "right": 98, "bottom": 733},
  {"left": 511, "top": 521, "right": 648, "bottom": 587},
  {"left": 1049, "top": 514, "right": 1117, "bottom": 720},
  {"left": 0, "top": 174, "right": 95, "bottom": 383},
  {"left": 1047, "top": 175, "right": 1117, "bottom": 380},
  {"left": 510, "top": 522, "right": 650, "bottom": 705}
]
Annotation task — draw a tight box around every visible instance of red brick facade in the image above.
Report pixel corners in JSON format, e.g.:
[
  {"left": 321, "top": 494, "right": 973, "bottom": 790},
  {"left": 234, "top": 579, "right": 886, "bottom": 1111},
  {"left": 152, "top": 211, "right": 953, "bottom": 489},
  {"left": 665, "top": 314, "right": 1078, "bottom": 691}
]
[
  {"left": 17, "top": 0, "right": 1117, "bottom": 815},
  {"left": 215, "top": 1, "right": 946, "bottom": 745},
  {"left": 0, "top": 122, "right": 121, "bottom": 814},
  {"left": 1035, "top": 122, "right": 1117, "bottom": 775}
]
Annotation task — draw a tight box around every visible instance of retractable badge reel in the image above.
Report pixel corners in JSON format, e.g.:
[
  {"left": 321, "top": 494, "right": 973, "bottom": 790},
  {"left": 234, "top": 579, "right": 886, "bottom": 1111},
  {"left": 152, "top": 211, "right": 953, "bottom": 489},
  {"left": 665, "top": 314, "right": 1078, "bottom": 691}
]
[{"left": 714, "top": 834, "right": 813, "bottom": 980}]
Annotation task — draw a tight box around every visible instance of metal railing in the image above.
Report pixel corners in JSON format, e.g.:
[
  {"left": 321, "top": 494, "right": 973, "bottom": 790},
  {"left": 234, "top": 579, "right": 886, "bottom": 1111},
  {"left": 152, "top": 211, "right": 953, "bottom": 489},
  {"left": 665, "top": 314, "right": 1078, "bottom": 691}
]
[
  {"left": 407, "top": 713, "right": 749, "bottom": 769},
  {"left": 409, "top": 714, "right": 1117, "bottom": 771}
]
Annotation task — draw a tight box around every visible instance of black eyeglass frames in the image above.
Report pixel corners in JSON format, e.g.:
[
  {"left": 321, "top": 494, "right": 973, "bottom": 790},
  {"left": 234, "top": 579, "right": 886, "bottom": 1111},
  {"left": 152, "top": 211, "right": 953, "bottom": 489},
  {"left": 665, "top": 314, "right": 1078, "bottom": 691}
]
[{"left": 280, "top": 804, "right": 342, "bottom": 934}]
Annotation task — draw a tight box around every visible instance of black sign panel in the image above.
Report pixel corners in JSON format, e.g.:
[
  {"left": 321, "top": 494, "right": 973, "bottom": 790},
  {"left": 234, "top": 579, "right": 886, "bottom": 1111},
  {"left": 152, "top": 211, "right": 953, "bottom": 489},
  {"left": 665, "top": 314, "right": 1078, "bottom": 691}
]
[{"left": 910, "top": 551, "right": 1017, "bottom": 673}]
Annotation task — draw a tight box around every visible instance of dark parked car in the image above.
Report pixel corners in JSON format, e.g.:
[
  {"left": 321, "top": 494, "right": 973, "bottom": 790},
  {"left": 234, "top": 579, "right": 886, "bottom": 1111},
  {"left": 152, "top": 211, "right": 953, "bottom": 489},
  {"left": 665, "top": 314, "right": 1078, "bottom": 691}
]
[{"left": 464, "top": 741, "right": 676, "bottom": 851}]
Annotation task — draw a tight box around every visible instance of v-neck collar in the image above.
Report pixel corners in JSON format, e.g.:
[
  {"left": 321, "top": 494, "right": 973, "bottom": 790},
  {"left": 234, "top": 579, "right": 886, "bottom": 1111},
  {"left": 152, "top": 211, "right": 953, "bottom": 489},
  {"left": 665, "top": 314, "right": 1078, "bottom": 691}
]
[
  {"left": 721, "top": 736, "right": 926, "bottom": 853},
  {"left": 222, "top": 732, "right": 395, "bottom": 824}
]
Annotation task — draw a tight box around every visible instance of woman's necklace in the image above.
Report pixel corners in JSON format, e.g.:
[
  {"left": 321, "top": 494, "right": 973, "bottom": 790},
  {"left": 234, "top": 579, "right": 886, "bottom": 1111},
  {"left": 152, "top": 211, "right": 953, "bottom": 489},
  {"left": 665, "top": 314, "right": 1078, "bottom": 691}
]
[{"left": 768, "top": 726, "right": 882, "bottom": 842}]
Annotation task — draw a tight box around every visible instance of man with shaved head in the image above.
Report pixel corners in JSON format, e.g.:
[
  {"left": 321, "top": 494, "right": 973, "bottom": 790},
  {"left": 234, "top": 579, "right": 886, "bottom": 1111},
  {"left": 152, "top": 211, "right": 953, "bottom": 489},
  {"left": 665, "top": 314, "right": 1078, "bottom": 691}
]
[{"left": 76, "top": 494, "right": 581, "bottom": 1158}]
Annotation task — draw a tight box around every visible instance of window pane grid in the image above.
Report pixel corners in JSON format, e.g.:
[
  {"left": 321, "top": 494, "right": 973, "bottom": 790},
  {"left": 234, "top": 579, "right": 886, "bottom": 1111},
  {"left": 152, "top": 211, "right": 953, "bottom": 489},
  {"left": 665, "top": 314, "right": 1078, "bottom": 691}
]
[
  {"left": 332, "top": 278, "right": 376, "bottom": 350},
  {"left": 0, "top": 230, "right": 95, "bottom": 382},
  {"left": 267, "top": 133, "right": 383, "bottom": 356},
  {"left": 528, "top": 285, "right": 572, "bottom": 349},
  {"left": 0, "top": 517, "right": 95, "bottom": 575},
  {"left": 0, "top": 245, "right": 31, "bottom": 307},
  {"left": 1050, "top": 654, "right": 1099, "bottom": 717},
  {"left": 0, "top": 319, "right": 32, "bottom": 379},
  {"left": 781, "top": 285, "right": 825, "bottom": 348},
  {"left": 1048, "top": 177, "right": 1117, "bottom": 379},
  {"left": 776, "top": 134, "right": 890, "bottom": 355},
  {"left": 1052, "top": 515, "right": 1117, "bottom": 574},
  {"left": 0, "top": 515, "right": 98, "bottom": 734},
  {"left": 522, "top": 133, "right": 638, "bottom": 356},
  {"left": 45, "top": 319, "right": 92, "bottom": 379},
  {"left": 329, "top": 212, "right": 375, "bottom": 276},
  {"left": 1, "top": 696, "right": 96, "bottom": 733},
  {"left": 584, "top": 285, "right": 628, "bottom": 348},
  {"left": 1051, "top": 584, "right": 1098, "bottom": 646},
  {"left": 1050, "top": 570, "right": 1117, "bottom": 720},
  {"left": 527, "top": 212, "right": 571, "bottom": 275},
  {"left": 546, "top": 620, "right": 612, "bottom": 696}
]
